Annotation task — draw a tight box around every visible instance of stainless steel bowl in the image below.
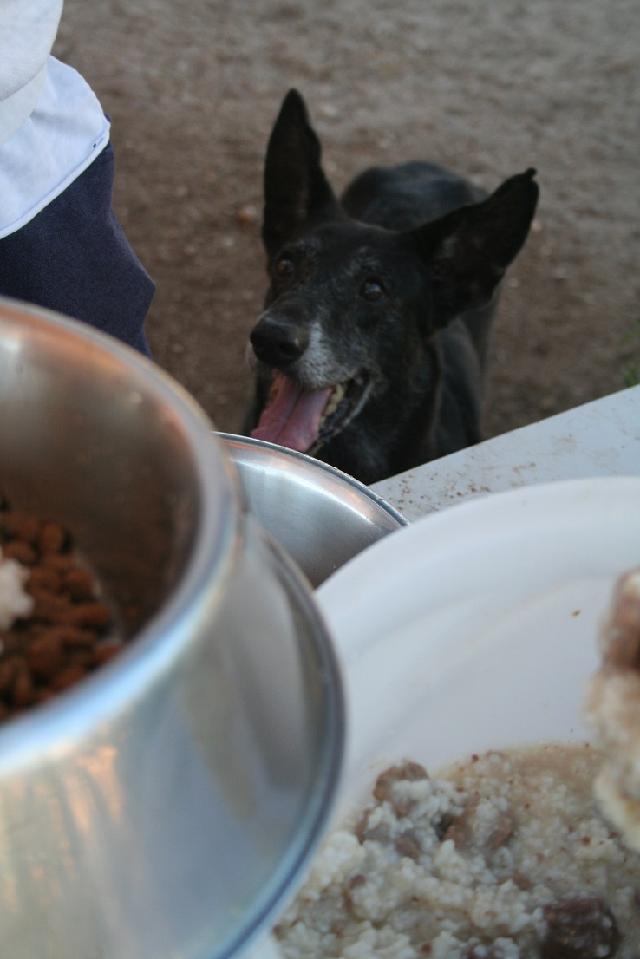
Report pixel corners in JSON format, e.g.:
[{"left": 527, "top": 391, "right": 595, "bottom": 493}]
[
  {"left": 218, "top": 434, "right": 407, "bottom": 587},
  {"left": 0, "top": 298, "right": 344, "bottom": 959}
]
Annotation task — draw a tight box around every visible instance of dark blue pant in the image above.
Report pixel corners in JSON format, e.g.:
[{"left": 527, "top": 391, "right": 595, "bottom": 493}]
[{"left": 0, "top": 143, "right": 153, "bottom": 355}]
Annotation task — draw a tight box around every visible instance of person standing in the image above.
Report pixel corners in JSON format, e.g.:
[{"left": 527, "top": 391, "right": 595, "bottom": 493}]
[{"left": 0, "top": 0, "right": 154, "bottom": 354}]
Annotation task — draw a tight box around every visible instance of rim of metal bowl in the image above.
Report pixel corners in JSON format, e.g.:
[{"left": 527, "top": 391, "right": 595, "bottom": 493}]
[
  {"left": 216, "top": 432, "right": 408, "bottom": 529},
  {"left": 220, "top": 528, "right": 345, "bottom": 959}
]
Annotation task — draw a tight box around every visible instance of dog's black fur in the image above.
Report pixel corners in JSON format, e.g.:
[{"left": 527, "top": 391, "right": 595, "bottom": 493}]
[{"left": 245, "top": 89, "right": 539, "bottom": 485}]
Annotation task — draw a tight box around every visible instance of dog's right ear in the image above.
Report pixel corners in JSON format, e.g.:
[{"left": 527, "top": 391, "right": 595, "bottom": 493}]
[{"left": 262, "top": 89, "right": 341, "bottom": 258}]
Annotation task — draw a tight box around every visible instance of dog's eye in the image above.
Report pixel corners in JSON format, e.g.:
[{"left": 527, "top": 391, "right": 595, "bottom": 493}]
[
  {"left": 274, "top": 255, "right": 295, "bottom": 279},
  {"left": 360, "top": 278, "right": 386, "bottom": 302}
]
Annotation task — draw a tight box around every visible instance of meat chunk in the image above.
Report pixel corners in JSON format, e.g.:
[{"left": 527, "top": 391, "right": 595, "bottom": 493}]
[
  {"left": 541, "top": 897, "right": 619, "bottom": 959},
  {"left": 373, "top": 761, "right": 429, "bottom": 816},
  {"left": 373, "top": 761, "right": 428, "bottom": 799},
  {"left": 394, "top": 830, "right": 422, "bottom": 860}
]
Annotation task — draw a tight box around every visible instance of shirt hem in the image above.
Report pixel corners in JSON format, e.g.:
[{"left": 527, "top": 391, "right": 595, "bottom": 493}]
[{"left": 0, "top": 120, "right": 111, "bottom": 240}]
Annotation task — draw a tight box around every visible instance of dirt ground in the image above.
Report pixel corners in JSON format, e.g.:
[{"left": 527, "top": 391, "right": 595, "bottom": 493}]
[{"left": 56, "top": 0, "right": 639, "bottom": 444}]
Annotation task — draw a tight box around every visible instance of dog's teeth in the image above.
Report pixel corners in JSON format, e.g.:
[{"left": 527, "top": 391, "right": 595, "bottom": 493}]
[{"left": 323, "top": 383, "right": 345, "bottom": 418}]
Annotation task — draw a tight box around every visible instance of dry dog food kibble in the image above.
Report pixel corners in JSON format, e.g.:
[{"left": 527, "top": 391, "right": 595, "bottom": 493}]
[
  {"left": 0, "top": 504, "right": 122, "bottom": 721},
  {"left": 274, "top": 746, "right": 640, "bottom": 958}
]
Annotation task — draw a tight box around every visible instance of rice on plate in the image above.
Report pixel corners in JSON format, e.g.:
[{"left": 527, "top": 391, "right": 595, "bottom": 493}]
[{"left": 274, "top": 746, "right": 637, "bottom": 958}]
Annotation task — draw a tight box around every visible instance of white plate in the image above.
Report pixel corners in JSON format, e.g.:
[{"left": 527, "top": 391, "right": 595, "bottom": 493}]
[{"left": 317, "top": 477, "right": 640, "bottom": 815}]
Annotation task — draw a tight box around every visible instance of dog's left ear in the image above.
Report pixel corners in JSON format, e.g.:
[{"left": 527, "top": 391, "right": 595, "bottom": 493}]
[
  {"left": 413, "top": 168, "right": 539, "bottom": 326},
  {"left": 263, "top": 89, "right": 342, "bottom": 258}
]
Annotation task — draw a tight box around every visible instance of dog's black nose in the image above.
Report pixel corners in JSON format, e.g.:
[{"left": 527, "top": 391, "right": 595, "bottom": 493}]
[{"left": 250, "top": 316, "right": 309, "bottom": 367}]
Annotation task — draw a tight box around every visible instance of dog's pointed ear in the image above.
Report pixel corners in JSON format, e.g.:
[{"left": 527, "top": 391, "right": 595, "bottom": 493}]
[
  {"left": 413, "top": 169, "right": 539, "bottom": 325},
  {"left": 262, "top": 89, "right": 341, "bottom": 257}
]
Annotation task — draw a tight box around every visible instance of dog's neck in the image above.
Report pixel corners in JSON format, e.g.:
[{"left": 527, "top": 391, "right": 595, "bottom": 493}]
[{"left": 387, "top": 337, "right": 444, "bottom": 471}]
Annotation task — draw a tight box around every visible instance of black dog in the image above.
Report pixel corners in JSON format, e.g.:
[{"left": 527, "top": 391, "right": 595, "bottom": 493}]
[{"left": 246, "top": 89, "right": 538, "bottom": 485}]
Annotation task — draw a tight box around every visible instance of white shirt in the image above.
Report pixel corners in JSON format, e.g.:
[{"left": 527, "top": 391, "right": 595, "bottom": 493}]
[
  {"left": 0, "top": 2, "right": 110, "bottom": 239},
  {"left": 0, "top": 0, "right": 63, "bottom": 143}
]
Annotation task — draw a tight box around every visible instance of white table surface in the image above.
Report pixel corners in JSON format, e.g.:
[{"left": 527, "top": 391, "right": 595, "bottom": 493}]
[{"left": 372, "top": 385, "right": 640, "bottom": 522}]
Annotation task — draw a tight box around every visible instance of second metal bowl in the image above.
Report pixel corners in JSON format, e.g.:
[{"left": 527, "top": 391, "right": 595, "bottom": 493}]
[{"left": 218, "top": 434, "right": 406, "bottom": 587}]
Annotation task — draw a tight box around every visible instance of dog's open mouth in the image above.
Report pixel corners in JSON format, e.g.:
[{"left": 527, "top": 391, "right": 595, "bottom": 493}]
[{"left": 250, "top": 371, "right": 368, "bottom": 454}]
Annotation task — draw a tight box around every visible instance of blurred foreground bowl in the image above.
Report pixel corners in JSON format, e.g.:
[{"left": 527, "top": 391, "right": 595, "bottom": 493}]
[
  {"left": 0, "top": 298, "right": 344, "bottom": 959},
  {"left": 218, "top": 434, "right": 407, "bottom": 587}
]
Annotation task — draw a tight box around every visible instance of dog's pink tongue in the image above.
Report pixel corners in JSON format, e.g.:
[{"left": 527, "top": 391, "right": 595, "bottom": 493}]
[{"left": 251, "top": 373, "right": 332, "bottom": 452}]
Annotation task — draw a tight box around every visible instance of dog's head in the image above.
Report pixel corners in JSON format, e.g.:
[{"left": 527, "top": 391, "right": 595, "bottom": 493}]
[{"left": 248, "top": 89, "right": 538, "bottom": 461}]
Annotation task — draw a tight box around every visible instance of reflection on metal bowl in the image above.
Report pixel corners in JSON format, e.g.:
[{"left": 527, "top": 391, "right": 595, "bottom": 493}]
[{"left": 218, "top": 433, "right": 407, "bottom": 588}]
